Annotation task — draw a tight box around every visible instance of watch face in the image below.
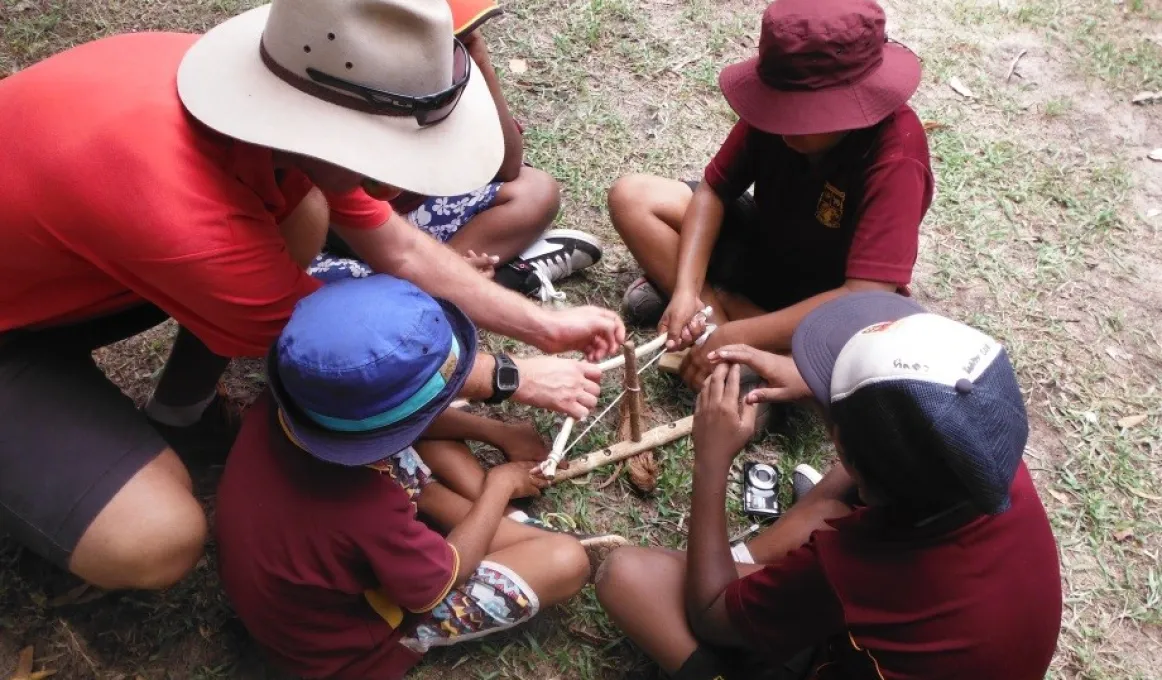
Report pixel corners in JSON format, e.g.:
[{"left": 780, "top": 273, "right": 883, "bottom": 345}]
[{"left": 497, "top": 365, "right": 520, "bottom": 391}]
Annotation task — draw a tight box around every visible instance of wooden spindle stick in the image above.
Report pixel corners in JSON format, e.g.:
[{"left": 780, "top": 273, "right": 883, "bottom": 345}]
[
  {"left": 622, "top": 342, "right": 643, "bottom": 442},
  {"left": 550, "top": 417, "right": 693, "bottom": 483}
]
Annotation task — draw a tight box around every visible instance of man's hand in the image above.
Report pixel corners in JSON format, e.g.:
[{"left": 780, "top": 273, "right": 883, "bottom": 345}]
[
  {"left": 708, "top": 344, "right": 812, "bottom": 403},
  {"left": 693, "top": 364, "right": 757, "bottom": 470},
  {"left": 659, "top": 290, "right": 706, "bottom": 351},
  {"left": 512, "top": 356, "right": 601, "bottom": 419},
  {"left": 678, "top": 322, "right": 737, "bottom": 390},
  {"left": 493, "top": 422, "right": 549, "bottom": 463},
  {"left": 486, "top": 461, "right": 549, "bottom": 499},
  {"left": 539, "top": 307, "right": 626, "bottom": 363},
  {"left": 464, "top": 250, "right": 499, "bottom": 278}
]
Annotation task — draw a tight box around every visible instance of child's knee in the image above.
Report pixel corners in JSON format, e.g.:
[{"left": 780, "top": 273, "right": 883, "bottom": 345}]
[
  {"left": 594, "top": 546, "right": 648, "bottom": 602},
  {"left": 507, "top": 166, "right": 561, "bottom": 227},
  {"left": 543, "top": 534, "right": 589, "bottom": 593}
]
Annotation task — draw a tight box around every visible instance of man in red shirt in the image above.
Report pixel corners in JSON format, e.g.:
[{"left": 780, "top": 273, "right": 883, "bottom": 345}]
[
  {"left": 609, "top": 0, "right": 934, "bottom": 389},
  {"left": 596, "top": 292, "right": 1063, "bottom": 679},
  {"left": 217, "top": 275, "right": 597, "bottom": 679},
  {"left": 0, "top": 0, "right": 623, "bottom": 593}
]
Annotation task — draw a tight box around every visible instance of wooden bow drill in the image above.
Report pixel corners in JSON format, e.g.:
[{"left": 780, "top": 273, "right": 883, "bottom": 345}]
[{"left": 536, "top": 307, "right": 715, "bottom": 482}]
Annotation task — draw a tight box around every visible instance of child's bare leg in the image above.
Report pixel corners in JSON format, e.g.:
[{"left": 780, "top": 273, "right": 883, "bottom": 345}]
[
  {"left": 595, "top": 546, "right": 762, "bottom": 673},
  {"left": 414, "top": 439, "right": 488, "bottom": 501},
  {"left": 417, "top": 481, "right": 556, "bottom": 551},
  {"left": 608, "top": 175, "right": 732, "bottom": 324},
  {"left": 484, "top": 533, "right": 589, "bottom": 607},
  {"left": 446, "top": 167, "right": 561, "bottom": 264}
]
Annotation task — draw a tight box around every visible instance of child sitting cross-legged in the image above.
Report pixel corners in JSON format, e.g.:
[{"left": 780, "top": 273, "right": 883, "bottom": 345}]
[
  {"left": 215, "top": 275, "right": 622, "bottom": 680},
  {"left": 610, "top": 0, "right": 934, "bottom": 389},
  {"left": 596, "top": 292, "right": 1063, "bottom": 680}
]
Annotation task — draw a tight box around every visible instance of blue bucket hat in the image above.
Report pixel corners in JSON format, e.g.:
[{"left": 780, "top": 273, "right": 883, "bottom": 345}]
[
  {"left": 791, "top": 292, "right": 1029, "bottom": 515},
  {"left": 267, "top": 275, "right": 478, "bottom": 466}
]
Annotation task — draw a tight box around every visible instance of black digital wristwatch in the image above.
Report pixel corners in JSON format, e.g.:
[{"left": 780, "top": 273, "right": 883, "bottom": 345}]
[{"left": 485, "top": 353, "right": 519, "bottom": 404}]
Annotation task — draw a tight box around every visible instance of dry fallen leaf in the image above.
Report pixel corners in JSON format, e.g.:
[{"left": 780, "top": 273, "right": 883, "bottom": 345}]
[
  {"left": 922, "top": 120, "right": 947, "bottom": 132},
  {"left": 1147, "top": 208, "right": 1161, "bottom": 218},
  {"left": 1149, "top": 148, "right": 1162, "bottom": 162},
  {"left": 949, "top": 76, "right": 975, "bottom": 98},
  {"left": 49, "top": 583, "right": 103, "bottom": 607},
  {"left": 1105, "top": 345, "right": 1132, "bottom": 361},
  {"left": 1132, "top": 91, "right": 1162, "bottom": 105},
  {"left": 1047, "top": 488, "right": 1072, "bottom": 505},
  {"left": 508, "top": 59, "right": 528, "bottom": 75},
  {"left": 1113, "top": 528, "right": 1134, "bottom": 543},
  {"left": 12, "top": 646, "right": 34, "bottom": 680},
  {"left": 1117, "top": 414, "right": 1148, "bottom": 428}
]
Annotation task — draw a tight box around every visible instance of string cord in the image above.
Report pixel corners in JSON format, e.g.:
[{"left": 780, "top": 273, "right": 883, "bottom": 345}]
[{"left": 559, "top": 346, "right": 667, "bottom": 456}]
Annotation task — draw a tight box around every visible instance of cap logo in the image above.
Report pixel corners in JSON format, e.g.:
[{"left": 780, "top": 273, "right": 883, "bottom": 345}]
[
  {"left": 963, "top": 343, "right": 993, "bottom": 375},
  {"left": 860, "top": 321, "right": 896, "bottom": 334}
]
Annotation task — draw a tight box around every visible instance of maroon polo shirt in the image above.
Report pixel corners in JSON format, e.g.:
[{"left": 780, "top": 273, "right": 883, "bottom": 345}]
[
  {"left": 703, "top": 105, "right": 933, "bottom": 311},
  {"left": 216, "top": 394, "right": 457, "bottom": 680},
  {"left": 725, "top": 463, "right": 1061, "bottom": 679}
]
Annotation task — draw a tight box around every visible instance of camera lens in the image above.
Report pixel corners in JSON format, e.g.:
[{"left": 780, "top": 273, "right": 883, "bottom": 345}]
[{"left": 755, "top": 469, "right": 772, "bottom": 483}]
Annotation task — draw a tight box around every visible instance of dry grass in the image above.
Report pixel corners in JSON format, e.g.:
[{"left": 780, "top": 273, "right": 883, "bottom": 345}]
[{"left": 1, "top": 0, "right": 1161, "bottom": 677}]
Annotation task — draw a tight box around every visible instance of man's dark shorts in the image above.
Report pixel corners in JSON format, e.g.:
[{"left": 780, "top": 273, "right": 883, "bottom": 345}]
[
  {"left": 682, "top": 180, "right": 797, "bottom": 313},
  {"left": 0, "top": 307, "right": 170, "bottom": 567}
]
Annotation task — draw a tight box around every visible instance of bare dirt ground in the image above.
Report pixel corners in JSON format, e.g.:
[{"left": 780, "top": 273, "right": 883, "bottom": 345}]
[{"left": 1, "top": 0, "right": 1160, "bottom": 678}]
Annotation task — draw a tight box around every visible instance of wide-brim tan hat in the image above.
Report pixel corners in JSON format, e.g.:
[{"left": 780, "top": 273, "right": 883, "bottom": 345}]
[{"left": 177, "top": 1, "right": 503, "bottom": 197}]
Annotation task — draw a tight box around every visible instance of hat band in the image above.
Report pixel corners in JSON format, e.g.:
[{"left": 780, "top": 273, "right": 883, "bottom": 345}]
[
  {"left": 302, "top": 337, "right": 461, "bottom": 433},
  {"left": 259, "top": 40, "right": 408, "bottom": 116}
]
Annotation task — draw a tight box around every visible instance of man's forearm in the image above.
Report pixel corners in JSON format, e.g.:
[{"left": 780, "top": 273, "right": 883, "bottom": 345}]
[
  {"left": 730, "top": 279, "right": 896, "bottom": 352},
  {"left": 674, "top": 183, "right": 726, "bottom": 296},
  {"left": 685, "top": 459, "right": 738, "bottom": 638},
  {"left": 335, "top": 218, "right": 553, "bottom": 345}
]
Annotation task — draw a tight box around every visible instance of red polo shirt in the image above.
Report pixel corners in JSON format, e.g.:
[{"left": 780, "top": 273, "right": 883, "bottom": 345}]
[
  {"left": 724, "top": 463, "right": 1062, "bottom": 679},
  {"left": 0, "top": 33, "right": 391, "bottom": 357},
  {"left": 216, "top": 395, "right": 458, "bottom": 680},
  {"left": 704, "top": 106, "right": 933, "bottom": 311}
]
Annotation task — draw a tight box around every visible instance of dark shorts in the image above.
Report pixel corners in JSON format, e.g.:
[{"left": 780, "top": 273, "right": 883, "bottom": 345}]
[
  {"left": 0, "top": 307, "right": 170, "bottom": 567},
  {"left": 683, "top": 180, "right": 797, "bottom": 313}
]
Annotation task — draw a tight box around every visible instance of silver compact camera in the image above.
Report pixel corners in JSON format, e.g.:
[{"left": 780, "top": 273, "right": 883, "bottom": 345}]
[{"left": 743, "top": 462, "right": 781, "bottom": 519}]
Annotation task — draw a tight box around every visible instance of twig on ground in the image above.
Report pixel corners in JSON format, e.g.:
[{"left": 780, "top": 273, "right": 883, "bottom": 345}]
[{"left": 1006, "top": 49, "right": 1028, "bottom": 83}]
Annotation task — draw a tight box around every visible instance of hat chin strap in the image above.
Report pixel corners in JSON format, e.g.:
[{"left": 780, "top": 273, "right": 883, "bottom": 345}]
[{"left": 258, "top": 39, "right": 410, "bottom": 116}]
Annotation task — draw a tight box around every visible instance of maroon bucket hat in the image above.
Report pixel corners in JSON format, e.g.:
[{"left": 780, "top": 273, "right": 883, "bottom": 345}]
[{"left": 719, "top": 0, "right": 921, "bottom": 136}]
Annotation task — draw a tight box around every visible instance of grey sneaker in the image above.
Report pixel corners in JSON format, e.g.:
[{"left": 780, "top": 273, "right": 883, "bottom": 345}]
[
  {"left": 621, "top": 277, "right": 667, "bottom": 327},
  {"left": 495, "top": 229, "right": 603, "bottom": 303},
  {"left": 791, "top": 464, "right": 823, "bottom": 505}
]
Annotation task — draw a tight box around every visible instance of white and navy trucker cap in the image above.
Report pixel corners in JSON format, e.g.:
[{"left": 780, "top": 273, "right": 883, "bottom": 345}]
[{"left": 791, "top": 292, "right": 1029, "bottom": 514}]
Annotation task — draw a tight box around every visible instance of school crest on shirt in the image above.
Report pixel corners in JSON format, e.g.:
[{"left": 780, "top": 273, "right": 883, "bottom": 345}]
[{"left": 815, "top": 182, "right": 846, "bottom": 229}]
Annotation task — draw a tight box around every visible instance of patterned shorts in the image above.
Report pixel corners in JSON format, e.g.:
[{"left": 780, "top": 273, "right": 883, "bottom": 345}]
[
  {"left": 308, "top": 183, "right": 504, "bottom": 284},
  {"left": 405, "top": 183, "right": 503, "bottom": 244},
  {"left": 401, "top": 560, "right": 539, "bottom": 653}
]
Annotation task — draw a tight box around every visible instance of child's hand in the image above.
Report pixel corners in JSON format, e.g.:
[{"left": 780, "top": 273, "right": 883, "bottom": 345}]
[
  {"left": 495, "top": 423, "right": 549, "bottom": 463},
  {"left": 659, "top": 291, "right": 706, "bottom": 350},
  {"left": 708, "top": 344, "right": 811, "bottom": 403},
  {"left": 693, "top": 364, "right": 757, "bottom": 470},
  {"left": 464, "top": 250, "right": 499, "bottom": 278},
  {"left": 487, "top": 461, "right": 549, "bottom": 499}
]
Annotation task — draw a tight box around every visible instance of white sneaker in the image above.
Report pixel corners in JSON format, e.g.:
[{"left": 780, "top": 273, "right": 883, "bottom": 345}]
[
  {"left": 791, "top": 464, "right": 823, "bottom": 505},
  {"left": 497, "top": 230, "right": 603, "bottom": 303}
]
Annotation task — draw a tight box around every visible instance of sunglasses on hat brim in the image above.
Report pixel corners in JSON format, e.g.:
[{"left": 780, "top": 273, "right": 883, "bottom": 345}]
[{"left": 305, "top": 38, "right": 471, "bottom": 126}]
